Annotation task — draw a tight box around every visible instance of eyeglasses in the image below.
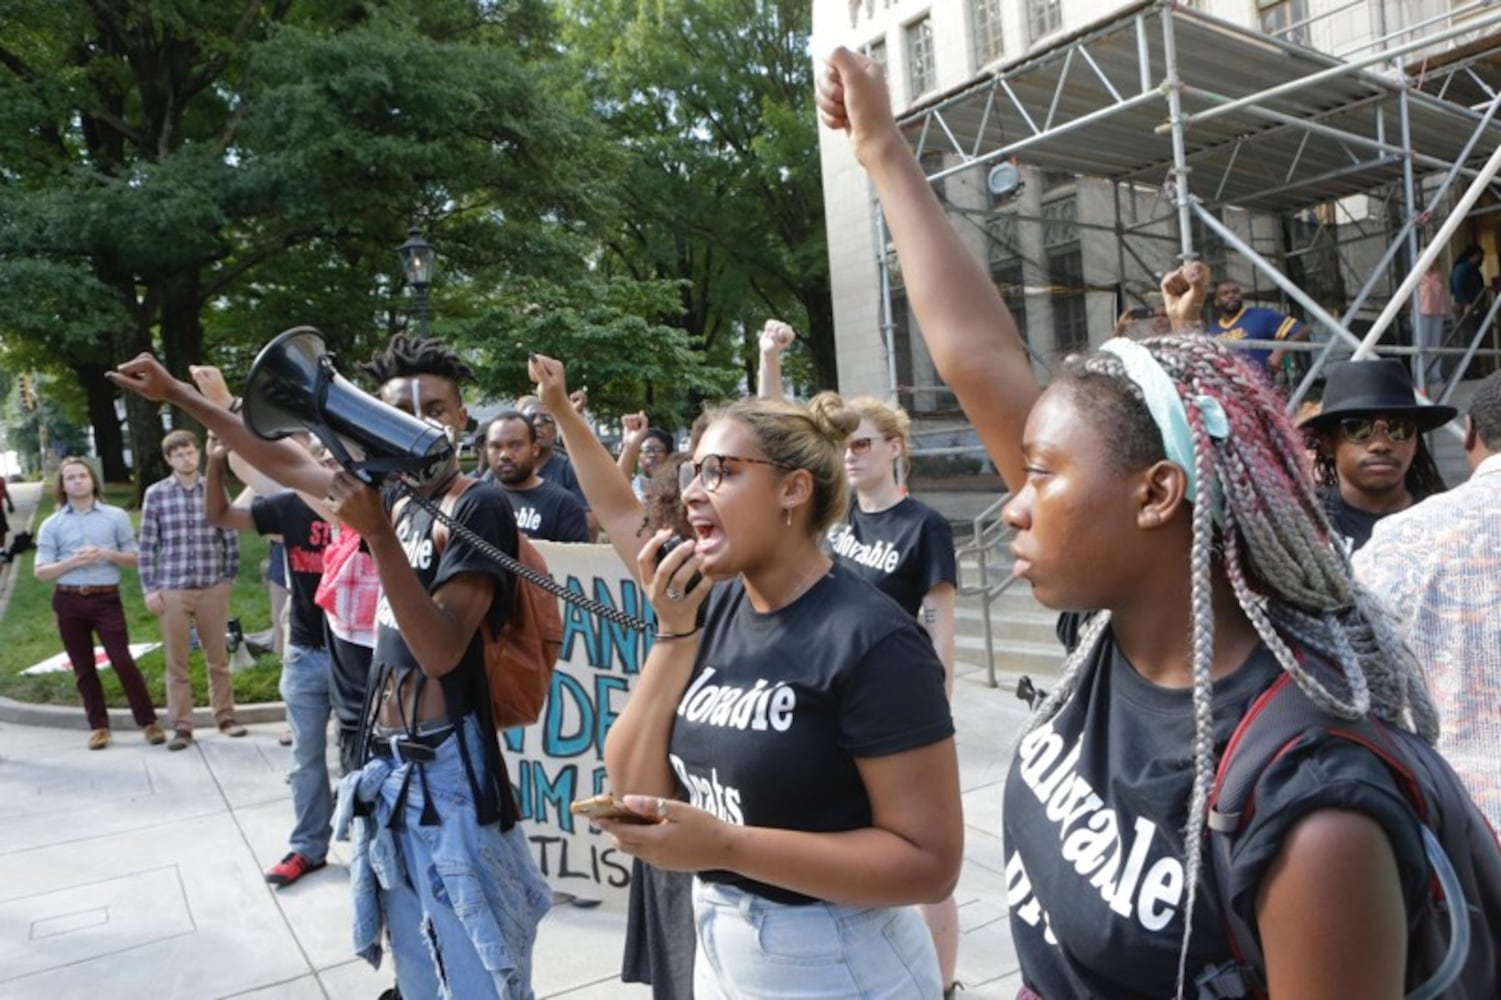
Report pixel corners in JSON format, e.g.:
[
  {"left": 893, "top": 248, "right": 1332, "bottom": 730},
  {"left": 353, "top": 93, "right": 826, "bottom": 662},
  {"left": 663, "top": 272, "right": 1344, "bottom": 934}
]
[
  {"left": 679, "top": 454, "right": 798, "bottom": 493},
  {"left": 641, "top": 445, "right": 669, "bottom": 457},
  {"left": 1339, "top": 417, "right": 1418, "bottom": 443},
  {"left": 846, "top": 437, "right": 873, "bottom": 456}
]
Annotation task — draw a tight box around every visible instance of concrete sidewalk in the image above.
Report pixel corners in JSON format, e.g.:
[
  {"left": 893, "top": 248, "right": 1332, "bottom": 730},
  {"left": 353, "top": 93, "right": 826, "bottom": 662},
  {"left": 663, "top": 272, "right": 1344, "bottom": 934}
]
[
  {"left": 0, "top": 656, "right": 1033, "bottom": 1000},
  {"left": 0, "top": 477, "right": 1038, "bottom": 998}
]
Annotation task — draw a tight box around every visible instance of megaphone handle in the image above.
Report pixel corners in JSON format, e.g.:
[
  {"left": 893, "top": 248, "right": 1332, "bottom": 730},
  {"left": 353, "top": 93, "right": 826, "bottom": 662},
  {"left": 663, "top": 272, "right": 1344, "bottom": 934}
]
[
  {"left": 317, "top": 431, "right": 376, "bottom": 485},
  {"left": 395, "top": 482, "right": 654, "bottom": 633}
]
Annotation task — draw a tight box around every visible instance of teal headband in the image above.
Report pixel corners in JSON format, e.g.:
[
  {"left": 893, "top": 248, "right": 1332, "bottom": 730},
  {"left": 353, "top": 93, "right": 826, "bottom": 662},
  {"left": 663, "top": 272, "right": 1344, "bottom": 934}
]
[{"left": 1099, "top": 337, "right": 1229, "bottom": 509}]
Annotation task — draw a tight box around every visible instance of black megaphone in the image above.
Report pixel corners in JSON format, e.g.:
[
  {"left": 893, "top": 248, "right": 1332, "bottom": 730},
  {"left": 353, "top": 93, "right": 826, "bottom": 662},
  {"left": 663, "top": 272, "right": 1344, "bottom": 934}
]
[{"left": 241, "top": 327, "right": 454, "bottom": 484}]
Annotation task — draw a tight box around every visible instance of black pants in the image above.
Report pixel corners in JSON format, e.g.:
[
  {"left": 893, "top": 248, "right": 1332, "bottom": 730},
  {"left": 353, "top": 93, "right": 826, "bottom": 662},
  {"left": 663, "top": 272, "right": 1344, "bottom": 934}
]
[{"left": 325, "top": 624, "right": 373, "bottom": 776}]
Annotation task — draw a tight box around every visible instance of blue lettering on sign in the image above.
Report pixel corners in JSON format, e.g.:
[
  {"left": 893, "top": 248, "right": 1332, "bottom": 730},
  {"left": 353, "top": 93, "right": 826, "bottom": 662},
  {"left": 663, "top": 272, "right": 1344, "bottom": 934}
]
[
  {"left": 560, "top": 574, "right": 657, "bottom": 674},
  {"left": 511, "top": 760, "right": 613, "bottom": 835},
  {"left": 538, "top": 671, "right": 635, "bottom": 760},
  {"left": 560, "top": 576, "right": 601, "bottom": 667},
  {"left": 514, "top": 758, "right": 579, "bottom": 834},
  {"left": 546, "top": 672, "right": 594, "bottom": 758},
  {"left": 598, "top": 577, "right": 653, "bottom": 675}
]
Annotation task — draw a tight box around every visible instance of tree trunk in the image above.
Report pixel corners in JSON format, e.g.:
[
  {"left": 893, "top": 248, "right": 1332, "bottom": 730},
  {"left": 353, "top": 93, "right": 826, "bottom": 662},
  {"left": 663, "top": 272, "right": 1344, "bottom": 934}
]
[
  {"left": 158, "top": 271, "right": 207, "bottom": 440},
  {"left": 801, "top": 289, "right": 838, "bottom": 394},
  {"left": 76, "top": 363, "right": 129, "bottom": 481},
  {"left": 120, "top": 314, "right": 167, "bottom": 508}
]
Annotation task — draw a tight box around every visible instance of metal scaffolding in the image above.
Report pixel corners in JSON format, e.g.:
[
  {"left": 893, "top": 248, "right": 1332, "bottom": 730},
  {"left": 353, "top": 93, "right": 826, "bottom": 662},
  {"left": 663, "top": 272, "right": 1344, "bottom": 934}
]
[{"left": 879, "top": 0, "right": 1501, "bottom": 408}]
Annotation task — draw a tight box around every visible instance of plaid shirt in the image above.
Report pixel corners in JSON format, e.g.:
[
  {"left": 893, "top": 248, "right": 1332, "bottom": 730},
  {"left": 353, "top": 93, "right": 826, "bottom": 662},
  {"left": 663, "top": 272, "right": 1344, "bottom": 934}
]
[{"left": 138, "top": 475, "right": 239, "bottom": 593}]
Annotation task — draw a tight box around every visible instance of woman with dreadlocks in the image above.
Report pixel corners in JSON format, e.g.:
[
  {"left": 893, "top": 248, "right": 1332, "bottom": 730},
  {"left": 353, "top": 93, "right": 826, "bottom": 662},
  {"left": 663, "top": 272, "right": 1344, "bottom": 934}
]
[{"left": 819, "top": 49, "right": 1445, "bottom": 1000}]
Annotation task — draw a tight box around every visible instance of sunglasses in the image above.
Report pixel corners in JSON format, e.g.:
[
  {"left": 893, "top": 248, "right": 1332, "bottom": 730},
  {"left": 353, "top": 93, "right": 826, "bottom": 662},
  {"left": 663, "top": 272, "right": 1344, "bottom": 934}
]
[
  {"left": 1338, "top": 417, "right": 1418, "bottom": 443},
  {"left": 529, "top": 413, "right": 556, "bottom": 425},
  {"left": 679, "top": 454, "right": 798, "bottom": 493},
  {"left": 845, "top": 436, "right": 894, "bottom": 457}
]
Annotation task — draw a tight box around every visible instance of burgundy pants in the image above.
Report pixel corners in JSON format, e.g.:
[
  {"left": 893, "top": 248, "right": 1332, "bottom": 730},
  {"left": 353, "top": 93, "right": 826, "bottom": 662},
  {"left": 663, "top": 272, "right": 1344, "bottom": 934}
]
[{"left": 53, "top": 587, "right": 158, "bottom": 730}]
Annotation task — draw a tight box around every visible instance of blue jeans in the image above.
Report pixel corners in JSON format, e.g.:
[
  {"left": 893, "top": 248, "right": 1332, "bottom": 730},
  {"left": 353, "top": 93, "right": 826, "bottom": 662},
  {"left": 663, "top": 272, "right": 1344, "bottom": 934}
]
[
  {"left": 281, "top": 643, "right": 333, "bottom": 861},
  {"left": 337, "top": 715, "right": 550, "bottom": 1000},
  {"left": 1414, "top": 313, "right": 1448, "bottom": 388},
  {"left": 692, "top": 879, "right": 942, "bottom": 999}
]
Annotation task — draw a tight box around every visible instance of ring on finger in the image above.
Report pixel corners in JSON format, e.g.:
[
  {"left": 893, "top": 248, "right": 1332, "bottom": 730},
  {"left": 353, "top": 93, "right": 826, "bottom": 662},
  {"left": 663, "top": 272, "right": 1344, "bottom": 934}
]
[
  {"left": 665, "top": 587, "right": 685, "bottom": 601},
  {"left": 655, "top": 797, "right": 669, "bottom": 818}
]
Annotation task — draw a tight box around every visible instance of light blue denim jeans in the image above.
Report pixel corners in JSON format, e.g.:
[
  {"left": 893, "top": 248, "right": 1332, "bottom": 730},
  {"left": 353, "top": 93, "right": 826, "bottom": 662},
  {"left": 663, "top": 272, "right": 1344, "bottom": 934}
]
[
  {"left": 692, "top": 878, "right": 942, "bottom": 999},
  {"left": 281, "top": 642, "right": 333, "bottom": 861},
  {"left": 337, "top": 714, "right": 550, "bottom": 1000}
]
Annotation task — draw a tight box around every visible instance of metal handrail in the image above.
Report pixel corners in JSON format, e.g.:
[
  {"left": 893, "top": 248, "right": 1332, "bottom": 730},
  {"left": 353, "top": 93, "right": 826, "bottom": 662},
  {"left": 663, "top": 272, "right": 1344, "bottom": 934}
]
[{"left": 954, "top": 491, "right": 1018, "bottom": 688}]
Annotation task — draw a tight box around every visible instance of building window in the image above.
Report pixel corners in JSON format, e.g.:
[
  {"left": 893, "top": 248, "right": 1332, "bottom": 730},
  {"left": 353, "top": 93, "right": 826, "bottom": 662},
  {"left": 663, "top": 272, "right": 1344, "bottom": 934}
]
[
  {"left": 986, "top": 213, "right": 1021, "bottom": 266},
  {"left": 1027, "top": 0, "right": 1062, "bottom": 42},
  {"left": 1049, "top": 248, "right": 1088, "bottom": 355},
  {"left": 889, "top": 291, "right": 917, "bottom": 412},
  {"left": 1043, "top": 195, "right": 1086, "bottom": 354},
  {"left": 987, "top": 214, "right": 1029, "bottom": 346},
  {"left": 1258, "top": 0, "right": 1309, "bottom": 46},
  {"left": 1041, "top": 196, "right": 1078, "bottom": 247},
  {"left": 866, "top": 37, "right": 887, "bottom": 74},
  {"left": 907, "top": 16, "right": 936, "bottom": 98},
  {"left": 971, "top": 0, "right": 1005, "bottom": 68}
]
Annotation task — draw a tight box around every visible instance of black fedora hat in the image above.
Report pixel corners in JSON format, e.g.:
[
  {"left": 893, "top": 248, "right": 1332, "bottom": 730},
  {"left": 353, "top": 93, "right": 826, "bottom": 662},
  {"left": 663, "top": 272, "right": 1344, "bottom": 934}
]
[{"left": 1299, "top": 358, "right": 1457, "bottom": 432}]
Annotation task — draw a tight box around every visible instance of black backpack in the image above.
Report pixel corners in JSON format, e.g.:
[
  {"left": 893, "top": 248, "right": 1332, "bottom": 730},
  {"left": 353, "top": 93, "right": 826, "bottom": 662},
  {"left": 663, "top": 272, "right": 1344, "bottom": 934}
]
[
  {"left": 3, "top": 530, "right": 33, "bottom": 560},
  {"left": 1198, "top": 667, "right": 1501, "bottom": 1000}
]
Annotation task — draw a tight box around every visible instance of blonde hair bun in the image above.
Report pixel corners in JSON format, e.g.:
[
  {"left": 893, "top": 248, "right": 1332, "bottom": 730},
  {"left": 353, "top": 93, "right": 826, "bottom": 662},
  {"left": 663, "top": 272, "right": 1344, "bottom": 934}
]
[{"left": 806, "top": 391, "right": 862, "bottom": 444}]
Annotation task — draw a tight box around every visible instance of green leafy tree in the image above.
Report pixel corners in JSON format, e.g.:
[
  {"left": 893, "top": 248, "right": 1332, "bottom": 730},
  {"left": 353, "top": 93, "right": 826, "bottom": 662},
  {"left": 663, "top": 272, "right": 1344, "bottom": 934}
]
[
  {"left": 561, "top": 0, "right": 834, "bottom": 406},
  {"left": 0, "top": 0, "right": 715, "bottom": 495}
]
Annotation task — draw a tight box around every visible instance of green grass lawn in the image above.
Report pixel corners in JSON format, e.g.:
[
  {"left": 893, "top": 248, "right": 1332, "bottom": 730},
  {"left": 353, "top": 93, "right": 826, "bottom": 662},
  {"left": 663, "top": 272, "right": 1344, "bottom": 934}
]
[{"left": 0, "top": 483, "right": 285, "bottom": 710}]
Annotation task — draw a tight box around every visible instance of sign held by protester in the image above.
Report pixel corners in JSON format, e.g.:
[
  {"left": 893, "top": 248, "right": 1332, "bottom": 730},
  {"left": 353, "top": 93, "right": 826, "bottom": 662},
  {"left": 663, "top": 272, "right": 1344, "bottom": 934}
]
[{"left": 502, "top": 541, "right": 655, "bottom": 909}]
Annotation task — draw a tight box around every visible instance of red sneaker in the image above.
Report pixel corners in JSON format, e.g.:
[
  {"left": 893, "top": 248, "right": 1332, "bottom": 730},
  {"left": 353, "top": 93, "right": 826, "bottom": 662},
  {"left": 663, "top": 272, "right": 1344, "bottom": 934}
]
[{"left": 264, "top": 851, "right": 326, "bottom": 887}]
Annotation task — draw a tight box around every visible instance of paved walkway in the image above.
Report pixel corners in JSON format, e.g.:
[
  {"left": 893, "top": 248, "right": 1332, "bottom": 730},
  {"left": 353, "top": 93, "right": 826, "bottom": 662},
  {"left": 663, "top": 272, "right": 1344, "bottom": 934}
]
[{"left": 0, "top": 478, "right": 1038, "bottom": 1000}]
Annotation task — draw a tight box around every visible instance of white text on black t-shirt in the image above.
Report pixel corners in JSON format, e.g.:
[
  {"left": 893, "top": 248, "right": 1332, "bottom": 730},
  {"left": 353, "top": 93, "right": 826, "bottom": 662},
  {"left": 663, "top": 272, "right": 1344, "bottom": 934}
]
[
  {"left": 676, "top": 667, "right": 797, "bottom": 733},
  {"left": 827, "top": 528, "right": 902, "bottom": 573},
  {"left": 1006, "top": 722, "right": 1186, "bottom": 940}
]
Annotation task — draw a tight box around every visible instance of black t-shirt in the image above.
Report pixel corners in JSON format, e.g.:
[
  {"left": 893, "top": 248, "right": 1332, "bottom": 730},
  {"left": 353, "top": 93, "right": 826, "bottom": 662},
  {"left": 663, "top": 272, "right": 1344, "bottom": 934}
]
[
  {"left": 1322, "top": 490, "right": 1386, "bottom": 556},
  {"left": 827, "top": 496, "right": 956, "bottom": 617},
  {"left": 540, "top": 450, "right": 590, "bottom": 512},
  {"left": 504, "top": 480, "right": 589, "bottom": 543},
  {"left": 250, "top": 492, "right": 330, "bottom": 649},
  {"left": 668, "top": 566, "right": 954, "bottom": 905},
  {"left": 1003, "top": 613, "right": 1428, "bottom": 998},
  {"left": 370, "top": 480, "right": 519, "bottom": 825}
]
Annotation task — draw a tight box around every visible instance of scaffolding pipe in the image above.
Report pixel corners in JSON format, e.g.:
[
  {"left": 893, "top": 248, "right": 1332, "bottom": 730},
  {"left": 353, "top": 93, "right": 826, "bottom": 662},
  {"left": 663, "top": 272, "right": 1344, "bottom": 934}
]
[
  {"left": 1188, "top": 200, "right": 1359, "bottom": 348},
  {"left": 1163, "top": 9, "right": 1501, "bottom": 133},
  {"left": 1161, "top": 8, "right": 1197, "bottom": 260},
  {"left": 1398, "top": 61, "right": 1425, "bottom": 392},
  {"left": 1286, "top": 85, "right": 1501, "bottom": 407},
  {"left": 875, "top": 208, "right": 901, "bottom": 406},
  {"left": 1437, "top": 295, "right": 1501, "bottom": 406},
  {"left": 1336, "top": 0, "right": 1496, "bottom": 60},
  {"left": 1349, "top": 137, "right": 1501, "bottom": 362},
  {"left": 919, "top": 91, "right": 1162, "bottom": 184},
  {"left": 1178, "top": 86, "right": 1470, "bottom": 177}
]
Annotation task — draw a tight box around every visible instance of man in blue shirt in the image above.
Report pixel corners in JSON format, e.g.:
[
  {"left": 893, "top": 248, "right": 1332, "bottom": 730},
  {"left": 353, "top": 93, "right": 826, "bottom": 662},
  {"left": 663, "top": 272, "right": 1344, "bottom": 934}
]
[
  {"left": 34, "top": 457, "right": 166, "bottom": 750},
  {"left": 1213, "top": 279, "right": 1309, "bottom": 378}
]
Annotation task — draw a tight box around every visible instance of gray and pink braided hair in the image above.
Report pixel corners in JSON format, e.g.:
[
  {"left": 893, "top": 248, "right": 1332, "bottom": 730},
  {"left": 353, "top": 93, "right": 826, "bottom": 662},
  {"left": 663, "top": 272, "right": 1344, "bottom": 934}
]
[{"left": 1017, "top": 333, "right": 1436, "bottom": 998}]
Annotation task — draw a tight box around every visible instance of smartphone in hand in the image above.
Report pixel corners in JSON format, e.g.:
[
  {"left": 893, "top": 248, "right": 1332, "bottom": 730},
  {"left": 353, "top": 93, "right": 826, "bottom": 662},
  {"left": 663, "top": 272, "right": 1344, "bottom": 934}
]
[{"left": 570, "top": 793, "right": 660, "bottom": 825}]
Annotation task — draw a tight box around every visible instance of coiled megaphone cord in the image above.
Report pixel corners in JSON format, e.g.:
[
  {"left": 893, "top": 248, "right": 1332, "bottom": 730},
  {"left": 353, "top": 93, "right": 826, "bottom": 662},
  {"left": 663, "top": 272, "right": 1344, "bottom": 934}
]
[{"left": 393, "top": 480, "right": 654, "bottom": 633}]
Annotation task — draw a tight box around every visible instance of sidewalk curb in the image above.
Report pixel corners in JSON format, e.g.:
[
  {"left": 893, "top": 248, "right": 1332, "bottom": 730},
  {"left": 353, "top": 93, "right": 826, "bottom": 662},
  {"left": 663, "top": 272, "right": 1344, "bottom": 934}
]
[{"left": 0, "top": 695, "right": 286, "bottom": 730}]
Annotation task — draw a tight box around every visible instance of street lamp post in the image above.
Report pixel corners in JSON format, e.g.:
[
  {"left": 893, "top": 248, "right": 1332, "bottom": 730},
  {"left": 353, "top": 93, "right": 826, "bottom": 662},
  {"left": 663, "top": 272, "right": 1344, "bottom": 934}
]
[{"left": 397, "top": 226, "right": 437, "bottom": 337}]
